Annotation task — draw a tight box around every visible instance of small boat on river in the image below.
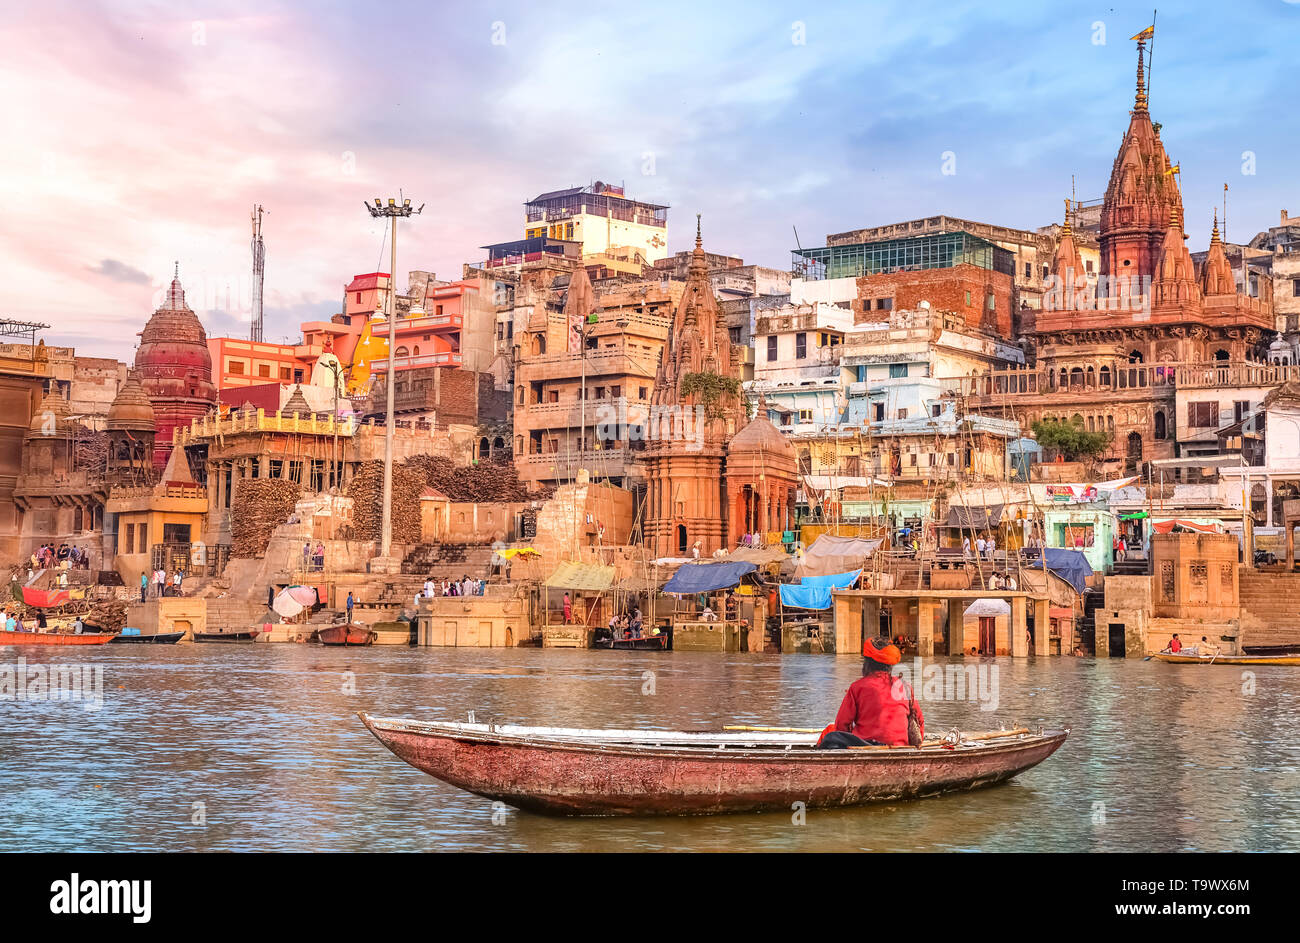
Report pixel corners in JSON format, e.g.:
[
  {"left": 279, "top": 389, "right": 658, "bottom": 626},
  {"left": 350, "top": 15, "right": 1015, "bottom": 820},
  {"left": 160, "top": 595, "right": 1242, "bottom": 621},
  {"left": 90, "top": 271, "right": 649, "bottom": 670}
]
[
  {"left": 358, "top": 713, "right": 1068, "bottom": 816},
  {"left": 109, "top": 629, "right": 184, "bottom": 644},
  {"left": 317, "top": 623, "right": 376, "bottom": 647},
  {"left": 193, "top": 626, "right": 262, "bottom": 642},
  {"left": 0, "top": 630, "right": 116, "bottom": 646},
  {"left": 1151, "top": 651, "right": 1300, "bottom": 666},
  {"left": 594, "top": 634, "right": 668, "bottom": 651}
]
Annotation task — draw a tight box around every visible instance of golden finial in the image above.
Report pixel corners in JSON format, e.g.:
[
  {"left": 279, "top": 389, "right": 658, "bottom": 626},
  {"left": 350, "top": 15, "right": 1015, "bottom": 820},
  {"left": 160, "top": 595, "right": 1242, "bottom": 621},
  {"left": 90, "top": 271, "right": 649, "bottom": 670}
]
[
  {"left": 1062, "top": 198, "right": 1072, "bottom": 236},
  {"left": 695, "top": 213, "right": 702, "bottom": 249},
  {"left": 1131, "top": 29, "right": 1151, "bottom": 113}
]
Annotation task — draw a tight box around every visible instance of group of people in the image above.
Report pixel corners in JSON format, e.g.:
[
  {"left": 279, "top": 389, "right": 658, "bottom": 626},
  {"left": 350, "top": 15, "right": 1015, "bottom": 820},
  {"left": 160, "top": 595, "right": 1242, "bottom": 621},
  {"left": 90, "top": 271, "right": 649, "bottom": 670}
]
[
  {"left": 30, "top": 543, "right": 90, "bottom": 572},
  {"left": 302, "top": 542, "right": 326, "bottom": 572},
  {"left": 139, "top": 568, "right": 185, "bottom": 602},
  {"left": 601, "top": 606, "right": 647, "bottom": 641},
  {"left": 1112, "top": 533, "right": 1130, "bottom": 562},
  {"left": 1165, "top": 633, "right": 1221, "bottom": 656},
  {"left": 986, "top": 571, "right": 1018, "bottom": 590},
  {"left": 961, "top": 535, "right": 999, "bottom": 560},
  {"left": 418, "top": 575, "right": 483, "bottom": 605}
]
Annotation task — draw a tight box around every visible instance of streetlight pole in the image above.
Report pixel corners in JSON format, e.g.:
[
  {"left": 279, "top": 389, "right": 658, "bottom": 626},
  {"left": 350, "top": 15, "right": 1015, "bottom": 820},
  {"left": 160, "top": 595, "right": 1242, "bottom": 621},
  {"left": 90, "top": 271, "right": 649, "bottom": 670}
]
[{"left": 365, "top": 196, "right": 422, "bottom": 560}]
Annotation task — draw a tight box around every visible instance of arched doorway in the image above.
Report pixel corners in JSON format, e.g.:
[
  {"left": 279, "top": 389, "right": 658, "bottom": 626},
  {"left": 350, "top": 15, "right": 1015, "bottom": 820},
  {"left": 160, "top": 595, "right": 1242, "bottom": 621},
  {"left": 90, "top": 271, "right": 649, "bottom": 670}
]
[
  {"left": 676, "top": 525, "right": 688, "bottom": 555},
  {"left": 1126, "top": 432, "right": 1143, "bottom": 473}
]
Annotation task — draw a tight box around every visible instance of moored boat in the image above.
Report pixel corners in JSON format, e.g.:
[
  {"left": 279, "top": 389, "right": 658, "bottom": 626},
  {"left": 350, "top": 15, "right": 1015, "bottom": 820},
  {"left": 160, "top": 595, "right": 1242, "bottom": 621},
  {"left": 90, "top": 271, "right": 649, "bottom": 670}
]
[
  {"left": 1151, "top": 650, "right": 1300, "bottom": 665},
  {"left": 193, "top": 626, "right": 262, "bottom": 642},
  {"left": 358, "top": 713, "right": 1068, "bottom": 816},
  {"left": 594, "top": 634, "right": 669, "bottom": 651},
  {"left": 317, "top": 623, "right": 377, "bottom": 646},
  {"left": 0, "top": 630, "right": 116, "bottom": 646},
  {"left": 109, "top": 630, "right": 184, "bottom": 644}
]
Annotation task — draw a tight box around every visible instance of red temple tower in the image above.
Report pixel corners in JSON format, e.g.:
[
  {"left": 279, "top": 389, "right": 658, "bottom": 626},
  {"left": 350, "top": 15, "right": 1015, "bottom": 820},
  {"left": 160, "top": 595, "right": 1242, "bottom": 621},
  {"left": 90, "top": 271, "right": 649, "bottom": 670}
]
[{"left": 134, "top": 267, "right": 217, "bottom": 471}]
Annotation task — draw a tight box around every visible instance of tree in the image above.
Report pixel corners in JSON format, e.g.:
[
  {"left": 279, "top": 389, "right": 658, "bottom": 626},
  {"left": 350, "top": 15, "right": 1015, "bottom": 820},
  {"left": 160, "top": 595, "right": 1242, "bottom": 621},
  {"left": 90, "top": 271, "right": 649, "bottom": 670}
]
[{"left": 1031, "top": 417, "right": 1112, "bottom": 461}]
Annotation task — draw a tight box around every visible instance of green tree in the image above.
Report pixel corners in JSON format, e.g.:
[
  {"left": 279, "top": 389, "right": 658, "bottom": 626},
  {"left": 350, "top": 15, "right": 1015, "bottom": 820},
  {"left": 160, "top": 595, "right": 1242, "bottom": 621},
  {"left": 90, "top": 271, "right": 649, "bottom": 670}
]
[{"left": 1031, "top": 417, "right": 1112, "bottom": 461}]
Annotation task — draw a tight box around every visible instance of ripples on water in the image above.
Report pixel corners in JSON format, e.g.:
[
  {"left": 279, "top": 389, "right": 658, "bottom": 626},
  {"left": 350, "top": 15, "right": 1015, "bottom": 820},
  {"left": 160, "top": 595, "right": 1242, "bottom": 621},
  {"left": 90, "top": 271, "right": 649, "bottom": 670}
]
[{"left": 0, "top": 646, "right": 1297, "bottom": 852}]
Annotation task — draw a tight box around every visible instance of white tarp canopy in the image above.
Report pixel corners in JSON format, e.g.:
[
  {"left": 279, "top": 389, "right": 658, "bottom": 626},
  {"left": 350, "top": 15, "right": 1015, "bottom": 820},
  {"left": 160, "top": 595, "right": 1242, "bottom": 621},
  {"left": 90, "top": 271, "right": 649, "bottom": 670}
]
[
  {"left": 962, "top": 598, "right": 1011, "bottom": 618},
  {"left": 794, "top": 535, "right": 883, "bottom": 579}
]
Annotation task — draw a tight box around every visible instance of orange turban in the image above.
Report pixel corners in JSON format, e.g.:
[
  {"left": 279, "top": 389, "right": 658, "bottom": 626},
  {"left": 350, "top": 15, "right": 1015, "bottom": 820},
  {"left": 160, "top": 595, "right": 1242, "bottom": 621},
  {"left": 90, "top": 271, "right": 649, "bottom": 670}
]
[{"left": 862, "top": 636, "right": 901, "bottom": 665}]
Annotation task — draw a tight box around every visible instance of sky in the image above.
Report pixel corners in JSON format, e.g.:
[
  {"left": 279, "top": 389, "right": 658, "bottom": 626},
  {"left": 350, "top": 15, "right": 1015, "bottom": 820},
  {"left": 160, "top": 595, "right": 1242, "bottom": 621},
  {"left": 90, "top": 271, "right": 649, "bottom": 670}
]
[{"left": 1, "top": 0, "right": 1296, "bottom": 360}]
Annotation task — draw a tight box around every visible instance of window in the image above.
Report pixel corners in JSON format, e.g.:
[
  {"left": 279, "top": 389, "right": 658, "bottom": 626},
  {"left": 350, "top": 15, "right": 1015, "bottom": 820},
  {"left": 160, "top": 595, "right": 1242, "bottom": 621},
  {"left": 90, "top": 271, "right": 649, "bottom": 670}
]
[
  {"left": 639, "top": 386, "right": 647, "bottom": 399},
  {"left": 394, "top": 346, "right": 409, "bottom": 358},
  {"left": 1024, "top": 262, "right": 1031, "bottom": 279},
  {"left": 798, "top": 409, "right": 812, "bottom": 422},
  {"left": 227, "top": 360, "right": 245, "bottom": 375},
  {"left": 987, "top": 292, "right": 996, "bottom": 311},
  {"left": 889, "top": 363, "right": 907, "bottom": 379},
  {"left": 1188, "top": 402, "right": 1219, "bottom": 428},
  {"left": 436, "top": 305, "right": 443, "bottom": 316},
  {"left": 611, "top": 385, "right": 621, "bottom": 398},
  {"left": 293, "top": 369, "right": 304, "bottom": 383},
  {"left": 137, "top": 524, "right": 148, "bottom": 554},
  {"left": 931, "top": 404, "right": 942, "bottom": 418},
  {"left": 897, "top": 408, "right": 909, "bottom": 420},
  {"left": 279, "top": 367, "right": 291, "bottom": 381},
  {"left": 355, "top": 292, "right": 361, "bottom": 303},
  {"left": 767, "top": 336, "right": 777, "bottom": 361},
  {"left": 729, "top": 327, "right": 741, "bottom": 344},
  {"left": 123, "top": 523, "right": 134, "bottom": 553},
  {"left": 1234, "top": 400, "right": 1251, "bottom": 423},
  {"left": 795, "top": 333, "right": 807, "bottom": 359},
  {"left": 1293, "top": 278, "right": 1300, "bottom": 297},
  {"left": 878, "top": 298, "right": 892, "bottom": 311},
  {"left": 1086, "top": 260, "right": 1094, "bottom": 273},
  {"left": 965, "top": 290, "right": 972, "bottom": 306},
  {"left": 257, "top": 364, "right": 271, "bottom": 378}
]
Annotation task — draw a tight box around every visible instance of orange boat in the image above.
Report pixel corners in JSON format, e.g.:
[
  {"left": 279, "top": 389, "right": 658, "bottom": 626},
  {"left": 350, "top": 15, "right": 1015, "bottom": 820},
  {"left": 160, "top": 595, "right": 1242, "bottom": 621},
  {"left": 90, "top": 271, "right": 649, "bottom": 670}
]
[
  {"left": 317, "top": 623, "right": 376, "bottom": 646},
  {"left": 0, "top": 630, "right": 115, "bottom": 646}
]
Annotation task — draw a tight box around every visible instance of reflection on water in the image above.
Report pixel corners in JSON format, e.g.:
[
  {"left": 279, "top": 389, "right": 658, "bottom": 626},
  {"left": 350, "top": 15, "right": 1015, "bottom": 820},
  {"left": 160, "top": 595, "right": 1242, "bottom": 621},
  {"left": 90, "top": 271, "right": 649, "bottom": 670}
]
[{"left": 1, "top": 646, "right": 1298, "bottom": 851}]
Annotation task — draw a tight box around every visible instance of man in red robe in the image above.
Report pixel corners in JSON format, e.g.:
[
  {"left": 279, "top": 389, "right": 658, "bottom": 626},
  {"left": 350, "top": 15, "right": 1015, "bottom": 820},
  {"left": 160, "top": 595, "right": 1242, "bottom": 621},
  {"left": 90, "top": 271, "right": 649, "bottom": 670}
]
[{"left": 817, "top": 635, "right": 923, "bottom": 748}]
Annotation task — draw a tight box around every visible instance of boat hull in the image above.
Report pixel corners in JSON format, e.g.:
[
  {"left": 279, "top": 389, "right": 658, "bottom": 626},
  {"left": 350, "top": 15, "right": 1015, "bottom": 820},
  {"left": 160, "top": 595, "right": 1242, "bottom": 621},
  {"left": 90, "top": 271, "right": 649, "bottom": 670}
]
[
  {"left": 109, "top": 631, "right": 184, "bottom": 644},
  {"left": 1152, "top": 651, "right": 1300, "bottom": 665},
  {"left": 359, "top": 714, "right": 1068, "bottom": 816},
  {"left": 317, "top": 623, "right": 376, "bottom": 646},
  {"left": 0, "top": 630, "right": 115, "bottom": 646}
]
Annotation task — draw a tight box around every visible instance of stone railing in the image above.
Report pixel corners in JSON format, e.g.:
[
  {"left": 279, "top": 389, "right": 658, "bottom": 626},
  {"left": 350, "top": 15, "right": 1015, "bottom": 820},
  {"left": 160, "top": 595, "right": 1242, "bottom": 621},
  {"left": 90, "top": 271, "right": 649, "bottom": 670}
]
[{"left": 178, "top": 409, "right": 357, "bottom": 444}]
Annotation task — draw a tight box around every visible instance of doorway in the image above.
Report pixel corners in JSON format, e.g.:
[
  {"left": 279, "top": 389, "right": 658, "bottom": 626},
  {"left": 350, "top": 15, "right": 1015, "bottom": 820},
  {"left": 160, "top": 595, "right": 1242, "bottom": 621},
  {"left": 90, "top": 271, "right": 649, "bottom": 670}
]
[
  {"left": 978, "top": 617, "right": 996, "bottom": 655},
  {"left": 1108, "top": 623, "right": 1127, "bottom": 657}
]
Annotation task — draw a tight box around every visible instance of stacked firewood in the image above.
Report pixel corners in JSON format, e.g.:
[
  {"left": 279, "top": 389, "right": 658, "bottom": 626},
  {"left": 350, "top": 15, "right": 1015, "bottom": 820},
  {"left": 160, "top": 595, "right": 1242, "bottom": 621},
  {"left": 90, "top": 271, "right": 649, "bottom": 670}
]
[
  {"left": 404, "top": 454, "right": 534, "bottom": 502},
  {"left": 344, "top": 460, "right": 423, "bottom": 544},
  {"left": 84, "top": 599, "right": 128, "bottom": 631},
  {"left": 231, "top": 479, "right": 303, "bottom": 557}
]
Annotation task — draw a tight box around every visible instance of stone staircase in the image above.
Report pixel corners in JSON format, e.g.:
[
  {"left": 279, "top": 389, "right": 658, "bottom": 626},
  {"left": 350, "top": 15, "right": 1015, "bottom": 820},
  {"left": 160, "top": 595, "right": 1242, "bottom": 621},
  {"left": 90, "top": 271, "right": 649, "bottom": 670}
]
[
  {"left": 1237, "top": 569, "right": 1300, "bottom": 649},
  {"left": 400, "top": 543, "right": 497, "bottom": 579}
]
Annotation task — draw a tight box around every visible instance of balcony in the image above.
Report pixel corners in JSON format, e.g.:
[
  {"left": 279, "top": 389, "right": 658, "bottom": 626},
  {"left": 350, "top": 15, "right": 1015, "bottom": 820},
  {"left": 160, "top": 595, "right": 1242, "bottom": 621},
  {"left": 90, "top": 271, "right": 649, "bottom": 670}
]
[
  {"left": 516, "top": 347, "right": 657, "bottom": 382},
  {"left": 370, "top": 351, "right": 463, "bottom": 372},
  {"left": 515, "top": 448, "right": 640, "bottom": 481},
  {"left": 517, "top": 396, "right": 654, "bottom": 430}
]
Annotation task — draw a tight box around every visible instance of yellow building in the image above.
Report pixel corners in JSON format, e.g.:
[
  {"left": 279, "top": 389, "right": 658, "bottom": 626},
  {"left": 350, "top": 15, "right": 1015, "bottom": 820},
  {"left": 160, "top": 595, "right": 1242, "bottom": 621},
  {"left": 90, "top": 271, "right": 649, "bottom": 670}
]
[{"left": 105, "top": 446, "right": 208, "bottom": 583}]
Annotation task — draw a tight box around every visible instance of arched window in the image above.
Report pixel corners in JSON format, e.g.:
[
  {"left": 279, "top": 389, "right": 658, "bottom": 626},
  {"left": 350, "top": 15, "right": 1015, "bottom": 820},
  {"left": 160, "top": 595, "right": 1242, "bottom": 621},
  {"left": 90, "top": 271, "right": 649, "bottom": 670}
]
[
  {"left": 1099, "top": 365, "right": 1112, "bottom": 387},
  {"left": 1154, "top": 411, "right": 1166, "bottom": 440},
  {"left": 516, "top": 386, "right": 524, "bottom": 405},
  {"left": 1214, "top": 348, "right": 1230, "bottom": 362},
  {"left": 533, "top": 334, "right": 547, "bottom": 356},
  {"left": 1128, "top": 349, "right": 1144, "bottom": 364},
  {"left": 394, "top": 346, "right": 409, "bottom": 358},
  {"left": 1086, "top": 366, "right": 1095, "bottom": 387},
  {"left": 478, "top": 437, "right": 490, "bottom": 459},
  {"left": 412, "top": 345, "right": 420, "bottom": 356},
  {"left": 1069, "top": 368, "right": 1084, "bottom": 388},
  {"left": 1087, "top": 416, "right": 1095, "bottom": 432}
]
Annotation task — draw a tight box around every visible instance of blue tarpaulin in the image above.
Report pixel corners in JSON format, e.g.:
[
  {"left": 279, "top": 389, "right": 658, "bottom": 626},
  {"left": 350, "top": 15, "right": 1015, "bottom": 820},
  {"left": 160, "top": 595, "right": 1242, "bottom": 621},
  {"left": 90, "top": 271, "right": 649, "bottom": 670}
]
[
  {"left": 662, "top": 561, "right": 757, "bottom": 595},
  {"left": 1026, "top": 548, "right": 1093, "bottom": 594},
  {"left": 778, "top": 569, "right": 861, "bottom": 610}
]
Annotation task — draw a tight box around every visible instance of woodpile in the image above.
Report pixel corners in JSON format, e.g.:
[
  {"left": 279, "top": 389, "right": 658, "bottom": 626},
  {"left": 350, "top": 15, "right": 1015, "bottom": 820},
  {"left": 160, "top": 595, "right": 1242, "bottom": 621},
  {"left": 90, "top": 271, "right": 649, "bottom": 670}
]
[
  {"left": 345, "top": 461, "right": 423, "bottom": 544},
  {"left": 404, "top": 454, "right": 534, "bottom": 503},
  {"left": 84, "top": 599, "right": 128, "bottom": 632},
  {"left": 231, "top": 479, "right": 302, "bottom": 557}
]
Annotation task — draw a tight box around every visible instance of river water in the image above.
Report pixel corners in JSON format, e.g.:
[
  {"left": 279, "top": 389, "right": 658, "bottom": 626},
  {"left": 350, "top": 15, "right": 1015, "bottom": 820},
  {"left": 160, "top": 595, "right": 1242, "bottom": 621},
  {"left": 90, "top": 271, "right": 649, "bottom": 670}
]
[{"left": 1, "top": 645, "right": 1297, "bottom": 852}]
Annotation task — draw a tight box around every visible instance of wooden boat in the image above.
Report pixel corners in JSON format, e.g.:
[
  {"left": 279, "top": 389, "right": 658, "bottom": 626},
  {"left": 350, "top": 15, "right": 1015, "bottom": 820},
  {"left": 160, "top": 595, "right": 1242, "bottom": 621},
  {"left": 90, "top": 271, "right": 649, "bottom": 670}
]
[
  {"left": 317, "top": 623, "right": 377, "bottom": 647},
  {"left": 0, "top": 630, "right": 115, "bottom": 646},
  {"left": 594, "top": 634, "right": 669, "bottom": 651},
  {"left": 192, "top": 626, "right": 262, "bottom": 642},
  {"left": 109, "top": 631, "right": 184, "bottom": 644},
  {"left": 1151, "top": 650, "right": 1300, "bottom": 666},
  {"left": 358, "top": 713, "right": 1068, "bottom": 816}
]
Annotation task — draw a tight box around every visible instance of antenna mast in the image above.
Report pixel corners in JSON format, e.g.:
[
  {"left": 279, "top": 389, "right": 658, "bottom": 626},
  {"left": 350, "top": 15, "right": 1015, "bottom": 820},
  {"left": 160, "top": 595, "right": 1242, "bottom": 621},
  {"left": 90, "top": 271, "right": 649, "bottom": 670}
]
[{"left": 251, "top": 205, "right": 266, "bottom": 343}]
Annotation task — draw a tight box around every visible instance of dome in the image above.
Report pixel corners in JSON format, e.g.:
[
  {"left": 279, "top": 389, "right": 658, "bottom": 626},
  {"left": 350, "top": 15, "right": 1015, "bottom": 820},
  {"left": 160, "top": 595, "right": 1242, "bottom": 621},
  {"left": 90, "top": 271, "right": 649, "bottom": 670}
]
[
  {"left": 283, "top": 385, "right": 313, "bottom": 416},
  {"left": 27, "top": 389, "right": 69, "bottom": 437},
  {"left": 1271, "top": 335, "right": 1288, "bottom": 350},
  {"left": 728, "top": 414, "right": 795, "bottom": 457},
  {"left": 107, "top": 371, "right": 156, "bottom": 432}
]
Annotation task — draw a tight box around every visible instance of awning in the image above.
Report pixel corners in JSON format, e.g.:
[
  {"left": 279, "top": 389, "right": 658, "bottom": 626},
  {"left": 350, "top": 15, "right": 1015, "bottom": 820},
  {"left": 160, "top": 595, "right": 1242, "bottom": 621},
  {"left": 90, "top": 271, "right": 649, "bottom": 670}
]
[
  {"left": 543, "top": 561, "right": 615, "bottom": 592},
  {"left": 272, "top": 586, "right": 317, "bottom": 618},
  {"left": 963, "top": 598, "right": 1010, "bottom": 618},
  {"left": 1024, "top": 547, "right": 1093, "bottom": 594},
  {"left": 943, "top": 505, "right": 1004, "bottom": 529},
  {"left": 662, "top": 561, "right": 757, "bottom": 594},
  {"left": 1151, "top": 519, "right": 1223, "bottom": 535},
  {"left": 794, "top": 536, "right": 882, "bottom": 579},
  {"left": 778, "top": 569, "right": 861, "bottom": 610},
  {"left": 728, "top": 546, "right": 790, "bottom": 566}
]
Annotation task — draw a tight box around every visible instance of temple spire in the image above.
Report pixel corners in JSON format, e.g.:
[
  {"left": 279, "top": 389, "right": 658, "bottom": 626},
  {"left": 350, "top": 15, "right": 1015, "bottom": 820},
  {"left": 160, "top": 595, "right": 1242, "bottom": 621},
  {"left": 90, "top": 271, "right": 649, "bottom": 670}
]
[
  {"left": 695, "top": 213, "right": 702, "bottom": 250},
  {"left": 1062, "top": 197, "right": 1073, "bottom": 236},
  {"left": 1211, "top": 208, "right": 1221, "bottom": 244},
  {"left": 1131, "top": 27, "right": 1153, "bottom": 113}
]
